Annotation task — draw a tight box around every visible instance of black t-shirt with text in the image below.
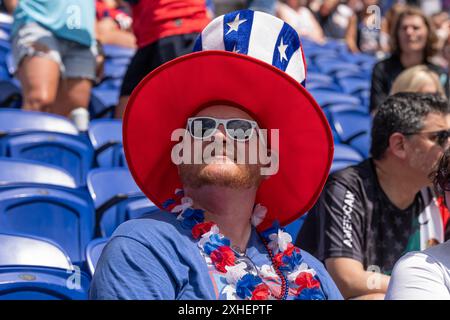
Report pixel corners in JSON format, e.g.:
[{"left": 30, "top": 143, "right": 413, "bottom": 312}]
[{"left": 296, "top": 159, "right": 430, "bottom": 274}]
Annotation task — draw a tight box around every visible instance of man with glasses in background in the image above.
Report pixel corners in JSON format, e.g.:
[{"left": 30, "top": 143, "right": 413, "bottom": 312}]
[{"left": 297, "top": 92, "right": 450, "bottom": 300}]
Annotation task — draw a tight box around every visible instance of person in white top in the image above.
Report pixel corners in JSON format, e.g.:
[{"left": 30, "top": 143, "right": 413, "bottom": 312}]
[{"left": 386, "top": 148, "right": 450, "bottom": 300}]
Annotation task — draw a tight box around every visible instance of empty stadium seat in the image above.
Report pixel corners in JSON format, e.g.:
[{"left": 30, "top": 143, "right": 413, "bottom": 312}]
[
  {"left": 0, "top": 109, "right": 78, "bottom": 135},
  {"left": 315, "top": 58, "right": 361, "bottom": 75},
  {"left": 0, "top": 109, "right": 94, "bottom": 185},
  {"left": 125, "top": 198, "right": 159, "bottom": 220},
  {"left": 89, "top": 88, "right": 119, "bottom": 119},
  {"left": 0, "top": 266, "right": 90, "bottom": 300},
  {"left": 86, "top": 238, "right": 108, "bottom": 276},
  {"left": 307, "top": 81, "right": 341, "bottom": 92},
  {"left": 88, "top": 119, "right": 123, "bottom": 167},
  {"left": 0, "top": 187, "right": 94, "bottom": 264},
  {"left": 0, "top": 158, "right": 95, "bottom": 263},
  {"left": 0, "top": 157, "right": 76, "bottom": 188},
  {"left": 0, "top": 80, "right": 22, "bottom": 108},
  {"left": 103, "top": 44, "right": 135, "bottom": 59},
  {"left": 0, "top": 233, "right": 72, "bottom": 270},
  {"left": 338, "top": 78, "right": 371, "bottom": 95},
  {"left": 330, "top": 110, "right": 372, "bottom": 157},
  {"left": 309, "top": 90, "right": 361, "bottom": 108},
  {"left": 333, "top": 144, "right": 364, "bottom": 163},
  {"left": 87, "top": 168, "right": 146, "bottom": 237}
]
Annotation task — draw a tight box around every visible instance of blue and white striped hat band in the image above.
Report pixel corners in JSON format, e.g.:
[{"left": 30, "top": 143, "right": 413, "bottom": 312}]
[{"left": 193, "top": 9, "right": 307, "bottom": 87}]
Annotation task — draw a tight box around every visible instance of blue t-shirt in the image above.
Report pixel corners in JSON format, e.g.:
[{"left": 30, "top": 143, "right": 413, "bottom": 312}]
[
  {"left": 89, "top": 211, "right": 343, "bottom": 300},
  {"left": 12, "top": 0, "right": 95, "bottom": 47}
]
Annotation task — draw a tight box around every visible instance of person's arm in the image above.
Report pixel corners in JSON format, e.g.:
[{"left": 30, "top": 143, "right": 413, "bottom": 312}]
[
  {"left": 298, "top": 176, "right": 383, "bottom": 299},
  {"left": 89, "top": 236, "right": 177, "bottom": 300},
  {"left": 345, "top": 14, "right": 359, "bottom": 53},
  {"left": 3, "top": 0, "right": 17, "bottom": 13},
  {"left": 385, "top": 252, "right": 449, "bottom": 300},
  {"left": 325, "top": 257, "right": 390, "bottom": 299}
]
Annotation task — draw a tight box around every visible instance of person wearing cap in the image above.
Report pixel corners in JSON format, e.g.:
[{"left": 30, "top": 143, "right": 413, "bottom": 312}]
[
  {"left": 89, "top": 10, "right": 342, "bottom": 300},
  {"left": 297, "top": 93, "right": 450, "bottom": 300},
  {"left": 386, "top": 148, "right": 450, "bottom": 300}
]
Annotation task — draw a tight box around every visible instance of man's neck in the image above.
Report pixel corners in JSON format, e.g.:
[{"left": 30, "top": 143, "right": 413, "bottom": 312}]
[
  {"left": 184, "top": 185, "right": 257, "bottom": 252},
  {"left": 400, "top": 51, "right": 425, "bottom": 68},
  {"left": 373, "top": 158, "right": 422, "bottom": 210}
]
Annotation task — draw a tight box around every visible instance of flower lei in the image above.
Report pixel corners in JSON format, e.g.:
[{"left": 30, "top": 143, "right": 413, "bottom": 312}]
[{"left": 163, "top": 189, "right": 326, "bottom": 300}]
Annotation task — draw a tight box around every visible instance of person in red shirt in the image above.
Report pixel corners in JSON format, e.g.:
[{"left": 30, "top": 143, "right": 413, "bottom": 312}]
[{"left": 116, "top": 0, "right": 211, "bottom": 118}]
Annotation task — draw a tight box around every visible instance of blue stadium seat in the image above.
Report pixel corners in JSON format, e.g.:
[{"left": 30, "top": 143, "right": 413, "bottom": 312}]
[
  {"left": 0, "top": 109, "right": 78, "bottom": 135},
  {"left": 309, "top": 90, "right": 361, "bottom": 108},
  {"left": 306, "top": 81, "right": 341, "bottom": 92},
  {"left": 338, "top": 78, "right": 371, "bottom": 95},
  {"left": 88, "top": 119, "right": 123, "bottom": 167},
  {"left": 326, "top": 103, "right": 369, "bottom": 115},
  {"left": 333, "top": 144, "right": 364, "bottom": 163},
  {"left": 103, "top": 60, "right": 128, "bottom": 80},
  {"left": 0, "top": 187, "right": 95, "bottom": 264},
  {"left": 330, "top": 110, "right": 372, "bottom": 157},
  {"left": 307, "top": 73, "right": 334, "bottom": 85},
  {"left": 316, "top": 58, "right": 361, "bottom": 75},
  {"left": 330, "top": 160, "right": 358, "bottom": 173},
  {"left": 0, "top": 158, "right": 95, "bottom": 263},
  {"left": 0, "top": 233, "right": 72, "bottom": 270},
  {"left": 87, "top": 168, "right": 146, "bottom": 237},
  {"left": 0, "top": 80, "right": 21, "bottom": 108},
  {"left": 86, "top": 238, "right": 108, "bottom": 276},
  {"left": 0, "top": 109, "right": 94, "bottom": 186},
  {"left": 125, "top": 198, "right": 159, "bottom": 220},
  {"left": 331, "top": 144, "right": 363, "bottom": 173},
  {"left": 103, "top": 44, "right": 135, "bottom": 59},
  {"left": 0, "top": 266, "right": 90, "bottom": 300},
  {"left": 0, "top": 157, "right": 76, "bottom": 188},
  {"left": 343, "top": 53, "right": 376, "bottom": 65},
  {"left": 89, "top": 88, "right": 119, "bottom": 119},
  {"left": 334, "top": 69, "right": 371, "bottom": 81}
]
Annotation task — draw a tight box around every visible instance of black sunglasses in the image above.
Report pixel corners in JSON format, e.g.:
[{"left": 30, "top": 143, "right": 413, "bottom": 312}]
[{"left": 404, "top": 129, "right": 450, "bottom": 148}]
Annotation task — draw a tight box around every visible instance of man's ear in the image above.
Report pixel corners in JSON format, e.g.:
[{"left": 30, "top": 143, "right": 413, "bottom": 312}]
[{"left": 389, "top": 132, "right": 408, "bottom": 159}]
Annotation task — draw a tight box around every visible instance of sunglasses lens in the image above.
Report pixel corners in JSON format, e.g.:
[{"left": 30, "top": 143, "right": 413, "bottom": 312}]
[
  {"left": 190, "top": 118, "right": 217, "bottom": 139},
  {"left": 226, "top": 120, "right": 254, "bottom": 141},
  {"left": 437, "top": 131, "right": 450, "bottom": 148}
]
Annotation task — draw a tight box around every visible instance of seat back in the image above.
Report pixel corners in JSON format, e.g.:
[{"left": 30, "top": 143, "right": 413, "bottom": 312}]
[
  {"left": 0, "top": 157, "right": 76, "bottom": 189},
  {"left": 0, "top": 187, "right": 94, "bottom": 263},
  {"left": 87, "top": 168, "right": 145, "bottom": 237},
  {"left": 0, "top": 266, "right": 89, "bottom": 300},
  {"left": 0, "top": 233, "right": 72, "bottom": 270},
  {"left": 88, "top": 119, "right": 123, "bottom": 167},
  {"left": 86, "top": 238, "right": 108, "bottom": 276},
  {"left": 3, "top": 133, "right": 94, "bottom": 186},
  {"left": 0, "top": 109, "right": 78, "bottom": 136}
]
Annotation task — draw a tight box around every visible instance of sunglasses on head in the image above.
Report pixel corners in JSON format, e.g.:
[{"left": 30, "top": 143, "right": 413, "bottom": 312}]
[
  {"left": 404, "top": 129, "right": 450, "bottom": 148},
  {"left": 187, "top": 117, "right": 258, "bottom": 142}
]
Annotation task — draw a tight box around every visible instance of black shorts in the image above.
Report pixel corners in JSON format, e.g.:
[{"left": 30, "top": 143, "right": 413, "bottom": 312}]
[{"left": 120, "top": 32, "right": 199, "bottom": 97}]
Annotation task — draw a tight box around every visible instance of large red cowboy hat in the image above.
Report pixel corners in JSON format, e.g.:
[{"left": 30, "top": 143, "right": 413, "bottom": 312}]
[{"left": 123, "top": 10, "right": 333, "bottom": 230}]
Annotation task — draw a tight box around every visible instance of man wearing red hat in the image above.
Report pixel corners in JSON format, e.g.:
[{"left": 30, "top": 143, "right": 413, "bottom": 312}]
[{"left": 90, "top": 10, "right": 342, "bottom": 300}]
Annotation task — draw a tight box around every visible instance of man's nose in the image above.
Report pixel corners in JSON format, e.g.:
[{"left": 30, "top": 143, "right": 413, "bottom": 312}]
[{"left": 212, "top": 124, "right": 227, "bottom": 141}]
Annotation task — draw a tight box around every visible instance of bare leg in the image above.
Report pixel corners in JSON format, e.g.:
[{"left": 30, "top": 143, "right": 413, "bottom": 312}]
[
  {"left": 17, "top": 55, "right": 60, "bottom": 112},
  {"left": 50, "top": 78, "right": 92, "bottom": 117},
  {"left": 115, "top": 95, "right": 129, "bottom": 119}
]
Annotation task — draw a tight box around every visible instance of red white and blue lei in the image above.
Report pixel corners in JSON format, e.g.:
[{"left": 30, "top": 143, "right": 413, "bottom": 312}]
[{"left": 163, "top": 189, "right": 326, "bottom": 300}]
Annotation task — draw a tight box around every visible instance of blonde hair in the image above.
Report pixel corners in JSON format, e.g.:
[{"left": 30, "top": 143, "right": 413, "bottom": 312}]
[{"left": 390, "top": 65, "right": 445, "bottom": 96}]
